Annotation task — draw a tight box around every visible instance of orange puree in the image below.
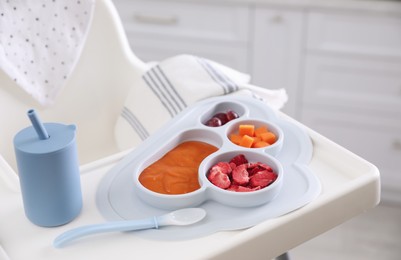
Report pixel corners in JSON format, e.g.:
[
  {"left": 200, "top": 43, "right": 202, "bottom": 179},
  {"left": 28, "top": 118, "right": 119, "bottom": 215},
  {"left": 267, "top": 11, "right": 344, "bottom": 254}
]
[{"left": 139, "top": 141, "right": 218, "bottom": 195}]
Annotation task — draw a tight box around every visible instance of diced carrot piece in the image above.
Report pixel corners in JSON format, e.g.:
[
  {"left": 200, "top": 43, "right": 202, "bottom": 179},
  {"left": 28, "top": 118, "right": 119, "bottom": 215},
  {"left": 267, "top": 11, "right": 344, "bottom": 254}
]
[
  {"left": 252, "top": 137, "right": 263, "bottom": 148},
  {"left": 239, "top": 135, "right": 254, "bottom": 148},
  {"left": 239, "top": 125, "right": 255, "bottom": 137},
  {"left": 254, "top": 126, "right": 268, "bottom": 137},
  {"left": 230, "top": 134, "right": 242, "bottom": 145},
  {"left": 260, "top": 132, "right": 276, "bottom": 144},
  {"left": 253, "top": 141, "right": 270, "bottom": 148}
]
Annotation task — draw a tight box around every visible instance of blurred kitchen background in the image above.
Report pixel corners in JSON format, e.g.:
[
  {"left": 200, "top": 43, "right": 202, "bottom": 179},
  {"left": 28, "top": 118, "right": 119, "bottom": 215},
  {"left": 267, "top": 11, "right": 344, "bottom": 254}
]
[{"left": 111, "top": 0, "right": 401, "bottom": 259}]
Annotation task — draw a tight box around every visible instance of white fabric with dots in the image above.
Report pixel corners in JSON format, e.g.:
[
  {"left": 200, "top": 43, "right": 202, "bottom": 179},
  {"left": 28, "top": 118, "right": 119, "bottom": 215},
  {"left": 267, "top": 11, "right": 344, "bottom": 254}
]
[{"left": 0, "top": 0, "right": 95, "bottom": 106}]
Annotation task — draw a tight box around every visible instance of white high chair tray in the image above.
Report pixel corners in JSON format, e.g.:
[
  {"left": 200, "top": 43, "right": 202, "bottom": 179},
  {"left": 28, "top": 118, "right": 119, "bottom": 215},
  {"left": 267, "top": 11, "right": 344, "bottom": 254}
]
[{"left": 0, "top": 108, "right": 380, "bottom": 260}]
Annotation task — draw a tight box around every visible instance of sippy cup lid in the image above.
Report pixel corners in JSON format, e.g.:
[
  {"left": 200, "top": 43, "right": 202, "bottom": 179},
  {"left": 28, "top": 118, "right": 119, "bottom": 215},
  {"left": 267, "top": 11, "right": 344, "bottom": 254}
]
[{"left": 14, "top": 110, "right": 77, "bottom": 155}]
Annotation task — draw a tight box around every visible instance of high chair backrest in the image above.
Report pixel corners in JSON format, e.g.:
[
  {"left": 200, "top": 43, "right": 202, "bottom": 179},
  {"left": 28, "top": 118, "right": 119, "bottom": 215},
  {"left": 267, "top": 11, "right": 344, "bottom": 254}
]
[{"left": 0, "top": 0, "right": 148, "bottom": 171}]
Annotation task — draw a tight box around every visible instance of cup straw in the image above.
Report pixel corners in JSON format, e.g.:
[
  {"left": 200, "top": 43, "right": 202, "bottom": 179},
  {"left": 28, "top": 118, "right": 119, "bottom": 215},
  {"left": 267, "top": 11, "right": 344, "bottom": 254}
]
[{"left": 27, "top": 109, "right": 49, "bottom": 140}]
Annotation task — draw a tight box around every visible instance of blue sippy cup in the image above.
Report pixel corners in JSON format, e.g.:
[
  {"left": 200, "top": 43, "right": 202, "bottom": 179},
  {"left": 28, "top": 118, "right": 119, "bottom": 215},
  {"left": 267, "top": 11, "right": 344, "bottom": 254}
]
[{"left": 14, "top": 109, "right": 82, "bottom": 227}]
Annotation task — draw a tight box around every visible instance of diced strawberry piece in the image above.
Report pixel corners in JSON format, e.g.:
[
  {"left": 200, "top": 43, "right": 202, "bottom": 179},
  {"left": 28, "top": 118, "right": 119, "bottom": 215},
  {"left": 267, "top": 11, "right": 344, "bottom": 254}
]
[
  {"left": 208, "top": 171, "right": 231, "bottom": 189},
  {"left": 210, "top": 162, "right": 232, "bottom": 176},
  {"left": 229, "top": 154, "right": 248, "bottom": 166},
  {"left": 249, "top": 170, "right": 277, "bottom": 188},
  {"left": 227, "top": 184, "right": 240, "bottom": 191},
  {"left": 209, "top": 162, "right": 232, "bottom": 181},
  {"left": 229, "top": 162, "right": 237, "bottom": 171},
  {"left": 235, "top": 185, "right": 260, "bottom": 192},
  {"left": 207, "top": 168, "right": 219, "bottom": 180},
  {"left": 208, "top": 154, "right": 276, "bottom": 193},
  {"left": 257, "top": 162, "right": 273, "bottom": 172},
  {"left": 247, "top": 162, "right": 259, "bottom": 169},
  {"left": 247, "top": 162, "right": 273, "bottom": 172},
  {"left": 236, "top": 186, "right": 253, "bottom": 192},
  {"left": 248, "top": 165, "right": 265, "bottom": 176},
  {"left": 232, "top": 164, "right": 249, "bottom": 185}
]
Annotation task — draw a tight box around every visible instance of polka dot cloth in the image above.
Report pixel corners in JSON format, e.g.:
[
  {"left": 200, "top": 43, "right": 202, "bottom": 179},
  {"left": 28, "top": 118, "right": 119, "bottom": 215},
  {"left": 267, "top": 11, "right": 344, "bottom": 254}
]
[{"left": 0, "top": 0, "right": 95, "bottom": 106}]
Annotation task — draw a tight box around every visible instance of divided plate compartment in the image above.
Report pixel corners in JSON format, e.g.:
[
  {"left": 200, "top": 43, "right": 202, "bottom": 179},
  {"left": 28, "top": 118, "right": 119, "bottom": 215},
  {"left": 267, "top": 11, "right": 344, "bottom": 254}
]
[
  {"left": 133, "top": 116, "right": 284, "bottom": 210},
  {"left": 96, "top": 96, "right": 321, "bottom": 240}
]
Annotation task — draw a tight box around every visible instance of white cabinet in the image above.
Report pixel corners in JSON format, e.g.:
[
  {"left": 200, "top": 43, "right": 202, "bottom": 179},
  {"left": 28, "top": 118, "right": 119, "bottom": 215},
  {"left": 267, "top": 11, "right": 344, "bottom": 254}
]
[
  {"left": 307, "top": 12, "right": 401, "bottom": 58},
  {"left": 302, "top": 55, "right": 401, "bottom": 113},
  {"left": 113, "top": 0, "right": 251, "bottom": 72},
  {"left": 251, "top": 8, "right": 304, "bottom": 117},
  {"left": 301, "top": 10, "right": 401, "bottom": 203}
]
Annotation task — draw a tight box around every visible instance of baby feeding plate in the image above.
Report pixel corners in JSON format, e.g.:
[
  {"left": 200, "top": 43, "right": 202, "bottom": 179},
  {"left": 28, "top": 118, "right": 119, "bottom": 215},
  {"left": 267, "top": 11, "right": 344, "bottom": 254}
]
[{"left": 96, "top": 96, "right": 321, "bottom": 240}]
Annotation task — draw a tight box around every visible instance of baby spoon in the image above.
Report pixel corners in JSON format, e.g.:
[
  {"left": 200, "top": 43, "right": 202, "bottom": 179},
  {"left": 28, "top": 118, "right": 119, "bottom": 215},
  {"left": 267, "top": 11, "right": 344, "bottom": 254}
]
[{"left": 53, "top": 208, "right": 206, "bottom": 248}]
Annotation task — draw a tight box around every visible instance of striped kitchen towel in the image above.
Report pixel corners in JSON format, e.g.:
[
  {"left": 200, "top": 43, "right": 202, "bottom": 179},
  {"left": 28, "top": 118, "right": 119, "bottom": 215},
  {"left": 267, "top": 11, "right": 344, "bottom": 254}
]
[{"left": 114, "top": 54, "right": 287, "bottom": 150}]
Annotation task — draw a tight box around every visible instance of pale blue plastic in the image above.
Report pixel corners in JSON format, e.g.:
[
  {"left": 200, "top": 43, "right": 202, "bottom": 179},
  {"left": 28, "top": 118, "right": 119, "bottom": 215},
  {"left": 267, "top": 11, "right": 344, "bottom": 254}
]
[
  {"left": 27, "top": 109, "right": 49, "bottom": 140},
  {"left": 53, "top": 207, "right": 206, "bottom": 247},
  {"left": 53, "top": 217, "right": 158, "bottom": 248},
  {"left": 14, "top": 112, "right": 82, "bottom": 227},
  {"left": 96, "top": 96, "right": 321, "bottom": 240}
]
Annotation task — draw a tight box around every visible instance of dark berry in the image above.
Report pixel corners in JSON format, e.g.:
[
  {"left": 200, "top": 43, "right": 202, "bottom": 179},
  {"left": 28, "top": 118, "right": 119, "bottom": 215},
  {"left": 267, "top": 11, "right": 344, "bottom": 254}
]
[
  {"left": 213, "top": 112, "right": 229, "bottom": 125},
  {"left": 205, "top": 117, "right": 222, "bottom": 127},
  {"left": 226, "top": 110, "right": 239, "bottom": 121}
]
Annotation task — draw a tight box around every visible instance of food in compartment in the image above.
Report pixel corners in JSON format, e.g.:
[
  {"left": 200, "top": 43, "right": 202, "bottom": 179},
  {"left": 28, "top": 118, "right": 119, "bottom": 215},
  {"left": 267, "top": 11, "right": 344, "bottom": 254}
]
[
  {"left": 205, "top": 110, "right": 239, "bottom": 127},
  {"left": 207, "top": 154, "right": 278, "bottom": 192},
  {"left": 230, "top": 124, "right": 277, "bottom": 148},
  {"left": 139, "top": 141, "right": 218, "bottom": 195}
]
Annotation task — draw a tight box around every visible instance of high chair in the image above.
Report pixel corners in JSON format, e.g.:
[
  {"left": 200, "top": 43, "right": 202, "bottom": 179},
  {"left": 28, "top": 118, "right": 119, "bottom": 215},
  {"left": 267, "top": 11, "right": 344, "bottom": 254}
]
[
  {"left": 0, "top": 0, "right": 149, "bottom": 172},
  {"left": 0, "top": 0, "right": 380, "bottom": 259}
]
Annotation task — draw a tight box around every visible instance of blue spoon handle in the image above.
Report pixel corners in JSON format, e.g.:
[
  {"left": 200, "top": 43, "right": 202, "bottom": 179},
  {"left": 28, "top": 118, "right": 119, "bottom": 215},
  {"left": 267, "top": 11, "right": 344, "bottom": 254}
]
[{"left": 53, "top": 217, "right": 158, "bottom": 248}]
